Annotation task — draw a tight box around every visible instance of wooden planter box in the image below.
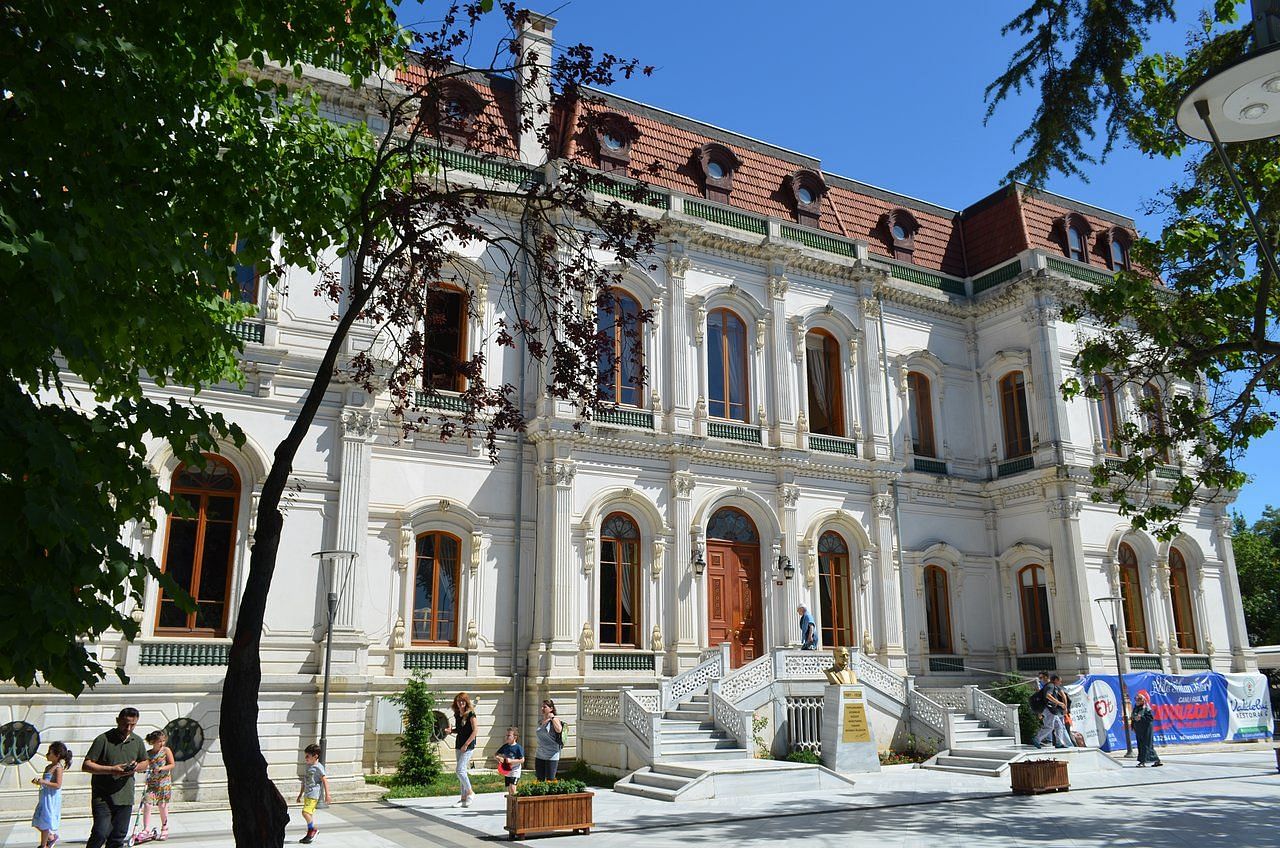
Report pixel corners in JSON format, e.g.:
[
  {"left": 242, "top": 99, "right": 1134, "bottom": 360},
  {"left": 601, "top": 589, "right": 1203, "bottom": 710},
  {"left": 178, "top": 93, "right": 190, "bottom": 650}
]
[
  {"left": 505, "top": 791, "right": 594, "bottom": 840},
  {"left": 1010, "top": 759, "right": 1070, "bottom": 795}
]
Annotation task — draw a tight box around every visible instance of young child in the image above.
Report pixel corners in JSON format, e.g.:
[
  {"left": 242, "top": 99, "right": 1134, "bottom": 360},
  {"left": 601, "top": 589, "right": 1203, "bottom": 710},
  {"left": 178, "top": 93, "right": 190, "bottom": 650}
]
[
  {"left": 295, "top": 744, "right": 331, "bottom": 844},
  {"left": 31, "top": 741, "right": 71, "bottom": 848},
  {"left": 138, "top": 730, "right": 175, "bottom": 842},
  {"left": 495, "top": 727, "right": 525, "bottom": 796}
]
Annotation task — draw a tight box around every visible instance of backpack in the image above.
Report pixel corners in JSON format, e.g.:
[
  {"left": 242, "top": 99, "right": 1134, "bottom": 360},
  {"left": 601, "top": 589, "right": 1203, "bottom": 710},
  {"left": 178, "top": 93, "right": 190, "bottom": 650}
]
[
  {"left": 552, "top": 721, "right": 567, "bottom": 748},
  {"left": 1029, "top": 687, "right": 1048, "bottom": 712}
]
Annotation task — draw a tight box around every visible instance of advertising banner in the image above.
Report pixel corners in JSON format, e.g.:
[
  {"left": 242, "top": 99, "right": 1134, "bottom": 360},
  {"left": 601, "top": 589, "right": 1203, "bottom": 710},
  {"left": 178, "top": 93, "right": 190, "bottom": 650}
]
[
  {"left": 1063, "top": 683, "right": 1103, "bottom": 748},
  {"left": 1075, "top": 671, "right": 1272, "bottom": 751}
]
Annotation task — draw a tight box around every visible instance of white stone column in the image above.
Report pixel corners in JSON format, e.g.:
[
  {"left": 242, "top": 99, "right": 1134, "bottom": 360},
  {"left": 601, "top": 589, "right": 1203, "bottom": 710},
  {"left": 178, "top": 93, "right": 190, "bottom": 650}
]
[
  {"left": 334, "top": 408, "right": 376, "bottom": 630},
  {"left": 872, "top": 491, "right": 905, "bottom": 664},
  {"left": 1045, "top": 494, "right": 1095, "bottom": 670},
  {"left": 648, "top": 294, "right": 664, "bottom": 419},
  {"left": 777, "top": 482, "right": 801, "bottom": 646},
  {"left": 547, "top": 457, "right": 577, "bottom": 645},
  {"left": 666, "top": 251, "right": 694, "bottom": 434},
  {"left": 1213, "top": 514, "right": 1252, "bottom": 670},
  {"left": 768, "top": 266, "right": 796, "bottom": 446},
  {"left": 690, "top": 294, "right": 709, "bottom": 435},
  {"left": 860, "top": 294, "right": 890, "bottom": 461},
  {"left": 670, "top": 470, "right": 698, "bottom": 654}
]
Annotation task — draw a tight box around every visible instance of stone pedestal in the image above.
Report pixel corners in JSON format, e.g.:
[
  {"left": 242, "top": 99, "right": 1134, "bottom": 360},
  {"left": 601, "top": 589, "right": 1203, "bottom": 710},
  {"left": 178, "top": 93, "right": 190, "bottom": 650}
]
[{"left": 820, "top": 684, "right": 881, "bottom": 773}]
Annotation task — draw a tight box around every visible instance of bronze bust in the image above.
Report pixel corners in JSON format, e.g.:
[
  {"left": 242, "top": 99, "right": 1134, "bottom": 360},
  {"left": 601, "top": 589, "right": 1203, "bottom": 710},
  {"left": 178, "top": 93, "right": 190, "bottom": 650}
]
[{"left": 824, "top": 647, "right": 858, "bottom": 685}]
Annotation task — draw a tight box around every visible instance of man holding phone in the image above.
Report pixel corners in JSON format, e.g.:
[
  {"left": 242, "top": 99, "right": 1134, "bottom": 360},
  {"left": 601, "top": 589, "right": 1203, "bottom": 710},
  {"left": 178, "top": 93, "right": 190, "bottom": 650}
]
[{"left": 82, "top": 707, "right": 149, "bottom": 848}]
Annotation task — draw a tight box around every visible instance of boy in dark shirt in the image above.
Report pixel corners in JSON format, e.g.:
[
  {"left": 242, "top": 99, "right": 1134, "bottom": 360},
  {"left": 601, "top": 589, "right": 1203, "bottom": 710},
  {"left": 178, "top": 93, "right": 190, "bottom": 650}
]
[{"left": 495, "top": 727, "right": 525, "bottom": 796}]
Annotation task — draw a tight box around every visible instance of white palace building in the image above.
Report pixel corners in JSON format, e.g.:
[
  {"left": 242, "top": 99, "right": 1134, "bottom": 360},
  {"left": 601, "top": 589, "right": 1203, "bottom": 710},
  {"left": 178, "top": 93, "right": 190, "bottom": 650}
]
[{"left": 0, "top": 13, "right": 1259, "bottom": 809}]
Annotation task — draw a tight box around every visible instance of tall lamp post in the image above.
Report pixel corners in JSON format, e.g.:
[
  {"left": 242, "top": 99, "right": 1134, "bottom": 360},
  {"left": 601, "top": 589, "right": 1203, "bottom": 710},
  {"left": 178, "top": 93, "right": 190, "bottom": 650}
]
[
  {"left": 312, "top": 549, "right": 357, "bottom": 763},
  {"left": 1175, "top": 1, "right": 1280, "bottom": 279},
  {"left": 1095, "top": 596, "right": 1135, "bottom": 757}
]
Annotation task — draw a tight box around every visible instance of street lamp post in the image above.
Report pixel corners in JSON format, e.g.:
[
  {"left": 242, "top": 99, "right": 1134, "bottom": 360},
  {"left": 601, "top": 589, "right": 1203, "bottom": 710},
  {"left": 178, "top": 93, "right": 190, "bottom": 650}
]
[
  {"left": 312, "top": 549, "right": 357, "bottom": 763},
  {"left": 1095, "top": 596, "right": 1135, "bottom": 757}
]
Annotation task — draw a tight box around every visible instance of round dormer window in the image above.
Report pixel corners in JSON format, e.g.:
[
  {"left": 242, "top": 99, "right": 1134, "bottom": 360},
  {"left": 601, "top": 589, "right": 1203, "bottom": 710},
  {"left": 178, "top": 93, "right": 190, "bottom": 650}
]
[
  {"left": 706, "top": 160, "right": 725, "bottom": 180},
  {"left": 892, "top": 223, "right": 908, "bottom": 240},
  {"left": 602, "top": 132, "right": 624, "bottom": 151},
  {"left": 797, "top": 186, "right": 815, "bottom": 205}
]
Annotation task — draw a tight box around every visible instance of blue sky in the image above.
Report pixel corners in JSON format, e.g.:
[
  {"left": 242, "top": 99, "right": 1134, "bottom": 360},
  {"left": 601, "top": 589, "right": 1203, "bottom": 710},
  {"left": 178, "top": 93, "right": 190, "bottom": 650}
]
[{"left": 407, "top": 1, "right": 1277, "bottom": 522}]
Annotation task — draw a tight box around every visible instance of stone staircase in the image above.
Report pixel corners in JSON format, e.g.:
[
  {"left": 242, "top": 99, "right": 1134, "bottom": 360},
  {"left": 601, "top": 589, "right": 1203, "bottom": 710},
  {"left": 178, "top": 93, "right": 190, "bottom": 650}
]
[
  {"left": 917, "top": 687, "right": 1022, "bottom": 777},
  {"left": 615, "top": 693, "right": 752, "bottom": 800}
]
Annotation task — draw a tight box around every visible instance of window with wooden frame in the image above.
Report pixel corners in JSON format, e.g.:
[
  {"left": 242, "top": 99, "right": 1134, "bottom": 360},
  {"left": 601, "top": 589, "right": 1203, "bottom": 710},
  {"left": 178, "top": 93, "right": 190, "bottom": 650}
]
[
  {"left": 1107, "top": 231, "right": 1131, "bottom": 271},
  {"left": 707, "top": 308, "right": 749, "bottom": 421},
  {"left": 1169, "top": 548, "right": 1197, "bottom": 652},
  {"left": 422, "top": 286, "right": 468, "bottom": 392},
  {"left": 907, "top": 371, "right": 936, "bottom": 457},
  {"left": 998, "top": 371, "right": 1033, "bottom": 458},
  {"left": 817, "top": 531, "right": 854, "bottom": 649},
  {"left": 1067, "top": 226, "right": 1087, "bottom": 262},
  {"left": 1018, "top": 564, "right": 1052, "bottom": 654},
  {"left": 598, "top": 513, "right": 641, "bottom": 647},
  {"left": 1095, "top": 375, "right": 1122, "bottom": 456},
  {"left": 1141, "top": 382, "right": 1170, "bottom": 462},
  {"left": 805, "top": 330, "right": 843, "bottom": 436},
  {"left": 156, "top": 456, "right": 240, "bottom": 636},
  {"left": 1117, "top": 542, "right": 1149, "bottom": 653},
  {"left": 923, "top": 564, "right": 953, "bottom": 654},
  {"left": 230, "top": 237, "right": 259, "bottom": 305},
  {"left": 412, "top": 531, "right": 461, "bottom": 645},
  {"left": 597, "top": 288, "right": 644, "bottom": 407}
]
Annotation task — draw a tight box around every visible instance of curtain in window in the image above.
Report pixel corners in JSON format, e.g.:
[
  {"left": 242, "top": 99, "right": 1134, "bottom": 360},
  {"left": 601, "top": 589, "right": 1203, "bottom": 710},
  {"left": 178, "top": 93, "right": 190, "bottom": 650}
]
[
  {"left": 1019, "top": 565, "right": 1052, "bottom": 653},
  {"left": 413, "top": 532, "right": 461, "bottom": 644},
  {"left": 806, "top": 333, "right": 833, "bottom": 434},
  {"left": 1118, "top": 543, "right": 1149, "bottom": 653},
  {"left": 1169, "top": 549, "right": 1197, "bottom": 651},
  {"left": 907, "top": 372, "right": 936, "bottom": 457},
  {"left": 924, "top": 565, "right": 952, "bottom": 654},
  {"left": 725, "top": 313, "right": 747, "bottom": 420},
  {"left": 1000, "top": 372, "right": 1032, "bottom": 458},
  {"left": 158, "top": 456, "right": 239, "bottom": 636},
  {"left": 600, "top": 513, "right": 640, "bottom": 646}
]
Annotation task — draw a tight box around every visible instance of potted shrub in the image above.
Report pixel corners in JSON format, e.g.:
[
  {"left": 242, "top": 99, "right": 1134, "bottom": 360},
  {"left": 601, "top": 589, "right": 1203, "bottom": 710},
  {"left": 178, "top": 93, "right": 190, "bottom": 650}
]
[{"left": 505, "top": 778, "right": 593, "bottom": 840}]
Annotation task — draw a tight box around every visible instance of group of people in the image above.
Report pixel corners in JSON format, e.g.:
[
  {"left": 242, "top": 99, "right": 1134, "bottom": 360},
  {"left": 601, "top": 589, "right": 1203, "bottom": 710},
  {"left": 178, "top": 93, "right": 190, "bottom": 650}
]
[
  {"left": 1029, "top": 670, "right": 1163, "bottom": 766},
  {"left": 30, "top": 707, "right": 174, "bottom": 848},
  {"left": 444, "top": 693, "right": 567, "bottom": 809}
]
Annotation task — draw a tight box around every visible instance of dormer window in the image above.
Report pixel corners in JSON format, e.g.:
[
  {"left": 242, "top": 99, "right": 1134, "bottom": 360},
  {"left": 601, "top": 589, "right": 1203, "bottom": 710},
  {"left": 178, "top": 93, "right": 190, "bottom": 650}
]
[
  {"left": 1058, "top": 213, "right": 1093, "bottom": 264},
  {"left": 884, "top": 208, "right": 920, "bottom": 261},
  {"left": 1068, "top": 227, "right": 1086, "bottom": 261},
  {"left": 786, "top": 170, "right": 827, "bottom": 228},
  {"left": 592, "top": 113, "right": 638, "bottom": 175},
  {"left": 431, "top": 81, "right": 484, "bottom": 146},
  {"left": 1105, "top": 228, "right": 1133, "bottom": 271},
  {"left": 695, "top": 142, "right": 742, "bottom": 203}
]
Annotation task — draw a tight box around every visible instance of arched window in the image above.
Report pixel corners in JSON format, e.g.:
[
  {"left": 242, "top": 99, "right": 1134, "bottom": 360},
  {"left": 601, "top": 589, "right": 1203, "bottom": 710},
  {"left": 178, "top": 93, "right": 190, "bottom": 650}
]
[
  {"left": 1142, "top": 383, "right": 1169, "bottom": 462},
  {"left": 1109, "top": 239, "right": 1129, "bottom": 271},
  {"left": 707, "top": 507, "right": 759, "bottom": 543},
  {"left": 1118, "top": 543, "right": 1149, "bottom": 653},
  {"left": 1169, "top": 548, "right": 1197, "bottom": 652},
  {"left": 1018, "top": 565, "right": 1052, "bottom": 654},
  {"left": 923, "top": 565, "right": 953, "bottom": 654},
  {"left": 907, "top": 371, "right": 936, "bottom": 457},
  {"left": 999, "top": 371, "right": 1032, "bottom": 458},
  {"left": 1095, "top": 375, "right": 1122, "bottom": 456},
  {"left": 708, "top": 308, "right": 749, "bottom": 422},
  {"left": 599, "top": 513, "right": 641, "bottom": 646},
  {"left": 597, "top": 289, "right": 644, "bottom": 407},
  {"left": 817, "top": 531, "right": 854, "bottom": 648},
  {"left": 231, "top": 237, "right": 259, "bottom": 305},
  {"left": 413, "top": 532, "right": 461, "bottom": 645},
  {"left": 157, "top": 456, "right": 240, "bottom": 636},
  {"left": 1067, "top": 226, "right": 1086, "bottom": 262},
  {"left": 805, "top": 330, "right": 843, "bottom": 436},
  {"left": 423, "top": 286, "right": 468, "bottom": 392}
]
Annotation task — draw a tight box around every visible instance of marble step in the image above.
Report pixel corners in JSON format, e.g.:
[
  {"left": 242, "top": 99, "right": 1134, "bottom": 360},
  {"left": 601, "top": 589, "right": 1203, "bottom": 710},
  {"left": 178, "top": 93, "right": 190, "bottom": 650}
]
[
  {"left": 932, "top": 755, "right": 1005, "bottom": 775},
  {"left": 663, "top": 709, "right": 712, "bottom": 722},
  {"left": 951, "top": 734, "right": 1017, "bottom": 749},
  {"left": 659, "top": 747, "right": 752, "bottom": 762},
  {"left": 614, "top": 780, "right": 680, "bottom": 801},
  {"left": 659, "top": 737, "right": 741, "bottom": 753},
  {"left": 628, "top": 769, "right": 690, "bottom": 791}
]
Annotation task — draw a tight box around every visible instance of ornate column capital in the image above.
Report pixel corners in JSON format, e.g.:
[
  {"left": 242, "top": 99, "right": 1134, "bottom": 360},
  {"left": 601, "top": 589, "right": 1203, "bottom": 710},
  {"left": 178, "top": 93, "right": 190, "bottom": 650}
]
[
  {"left": 340, "top": 408, "right": 378, "bottom": 440},
  {"left": 672, "top": 471, "right": 696, "bottom": 498}
]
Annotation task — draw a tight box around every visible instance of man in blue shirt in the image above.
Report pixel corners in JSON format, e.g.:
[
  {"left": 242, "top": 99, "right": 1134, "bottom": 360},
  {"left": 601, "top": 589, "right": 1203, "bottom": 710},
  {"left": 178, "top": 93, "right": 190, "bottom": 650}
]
[{"left": 797, "top": 604, "right": 817, "bottom": 650}]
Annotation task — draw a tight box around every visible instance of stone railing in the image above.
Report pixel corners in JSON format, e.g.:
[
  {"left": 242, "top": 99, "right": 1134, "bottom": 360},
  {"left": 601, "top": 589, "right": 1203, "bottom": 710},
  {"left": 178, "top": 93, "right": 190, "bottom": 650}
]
[
  {"left": 661, "top": 644, "right": 727, "bottom": 710},
  {"left": 578, "top": 690, "right": 622, "bottom": 723},
  {"left": 908, "top": 688, "right": 953, "bottom": 749},
  {"left": 716, "top": 653, "right": 773, "bottom": 704},
  {"left": 970, "top": 686, "right": 1021, "bottom": 744},
  {"left": 621, "top": 689, "right": 662, "bottom": 758},
  {"left": 710, "top": 691, "right": 751, "bottom": 749},
  {"left": 785, "top": 695, "right": 824, "bottom": 754},
  {"left": 777, "top": 649, "right": 835, "bottom": 680},
  {"left": 856, "top": 653, "right": 909, "bottom": 704}
]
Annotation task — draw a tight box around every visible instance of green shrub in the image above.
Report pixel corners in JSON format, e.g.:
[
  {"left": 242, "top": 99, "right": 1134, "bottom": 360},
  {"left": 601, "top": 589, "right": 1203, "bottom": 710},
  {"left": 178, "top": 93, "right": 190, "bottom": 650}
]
[
  {"left": 387, "top": 671, "right": 443, "bottom": 785},
  {"left": 988, "top": 673, "right": 1040, "bottom": 743},
  {"left": 785, "top": 749, "right": 821, "bottom": 764},
  {"left": 516, "top": 778, "right": 588, "bottom": 797},
  {"left": 556, "top": 760, "right": 617, "bottom": 788}
]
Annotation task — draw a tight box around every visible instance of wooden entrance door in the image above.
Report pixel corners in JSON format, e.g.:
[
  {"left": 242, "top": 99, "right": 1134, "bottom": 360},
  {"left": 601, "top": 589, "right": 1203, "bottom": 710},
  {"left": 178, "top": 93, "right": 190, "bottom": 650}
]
[{"left": 706, "top": 542, "right": 763, "bottom": 667}]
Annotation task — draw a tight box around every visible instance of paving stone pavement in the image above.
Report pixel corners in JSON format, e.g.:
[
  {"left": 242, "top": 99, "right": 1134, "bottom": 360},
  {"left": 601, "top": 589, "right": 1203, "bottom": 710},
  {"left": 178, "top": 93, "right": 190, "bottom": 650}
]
[{"left": 2, "top": 750, "right": 1276, "bottom": 846}]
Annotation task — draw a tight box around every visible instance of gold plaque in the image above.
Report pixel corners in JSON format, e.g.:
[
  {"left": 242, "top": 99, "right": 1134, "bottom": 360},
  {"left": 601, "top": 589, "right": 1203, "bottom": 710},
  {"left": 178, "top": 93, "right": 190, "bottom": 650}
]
[{"left": 841, "top": 701, "right": 870, "bottom": 743}]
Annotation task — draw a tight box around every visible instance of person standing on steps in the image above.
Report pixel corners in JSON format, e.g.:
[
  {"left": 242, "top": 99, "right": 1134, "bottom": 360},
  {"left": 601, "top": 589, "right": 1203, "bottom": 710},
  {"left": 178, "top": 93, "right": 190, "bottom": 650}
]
[
  {"left": 797, "top": 605, "right": 817, "bottom": 650},
  {"left": 1132, "top": 692, "right": 1164, "bottom": 767},
  {"left": 534, "top": 700, "right": 565, "bottom": 781},
  {"left": 82, "top": 708, "right": 148, "bottom": 848}
]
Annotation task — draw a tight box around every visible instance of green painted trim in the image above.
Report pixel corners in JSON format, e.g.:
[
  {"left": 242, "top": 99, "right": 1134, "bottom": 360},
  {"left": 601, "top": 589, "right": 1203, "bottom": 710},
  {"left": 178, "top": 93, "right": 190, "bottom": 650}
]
[
  {"left": 436, "top": 148, "right": 540, "bottom": 186},
  {"left": 707, "top": 421, "right": 763, "bottom": 443},
  {"left": 415, "top": 390, "right": 467, "bottom": 412},
  {"left": 1046, "top": 257, "right": 1113, "bottom": 286},
  {"left": 889, "top": 264, "right": 966, "bottom": 296},
  {"left": 139, "top": 642, "right": 230, "bottom": 667},
  {"left": 1129, "top": 655, "right": 1164, "bottom": 671},
  {"left": 928, "top": 656, "right": 965, "bottom": 673},
  {"left": 913, "top": 457, "right": 948, "bottom": 475},
  {"left": 231, "top": 321, "right": 265, "bottom": 345},
  {"left": 589, "top": 177, "right": 670, "bottom": 209},
  {"left": 780, "top": 225, "right": 858, "bottom": 258},
  {"left": 972, "top": 260, "right": 1022, "bottom": 294},
  {"left": 685, "top": 200, "right": 768, "bottom": 235},
  {"left": 592, "top": 652, "right": 656, "bottom": 672},
  {"left": 596, "top": 407, "right": 656, "bottom": 429},
  {"left": 403, "top": 651, "right": 468, "bottom": 671},
  {"left": 809, "top": 434, "right": 858, "bottom": 456},
  {"left": 1016, "top": 655, "right": 1057, "bottom": 672},
  {"left": 998, "top": 455, "right": 1035, "bottom": 477},
  {"left": 1179, "top": 656, "right": 1210, "bottom": 670}
]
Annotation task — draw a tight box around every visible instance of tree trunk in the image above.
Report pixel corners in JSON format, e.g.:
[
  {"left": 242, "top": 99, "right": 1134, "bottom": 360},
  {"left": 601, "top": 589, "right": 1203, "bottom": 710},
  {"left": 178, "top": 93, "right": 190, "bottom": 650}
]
[{"left": 220, "top": 287, "right": 368, "bottom": 846}]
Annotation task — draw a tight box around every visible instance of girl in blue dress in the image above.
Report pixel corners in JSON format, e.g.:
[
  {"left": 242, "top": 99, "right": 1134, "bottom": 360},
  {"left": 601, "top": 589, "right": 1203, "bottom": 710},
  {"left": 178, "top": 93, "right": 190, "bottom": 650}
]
[{"left": 31, "top": 741, "right": 71, "bottom": 848}]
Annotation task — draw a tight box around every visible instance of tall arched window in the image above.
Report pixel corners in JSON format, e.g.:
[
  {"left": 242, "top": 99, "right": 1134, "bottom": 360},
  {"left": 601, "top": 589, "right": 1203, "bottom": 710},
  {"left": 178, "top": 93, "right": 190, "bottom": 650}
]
[
  {"left": 597, "top": 289, "right": 644, "bottom": 406},
  {"left": 817, "top": 531, "right": 854, "bottom": 648},
  {"left": 999, "top": 371, "right": 1032, "bottom": 458},
  {"left": 599, "top": 513, "right": 640, "bottom": 647},
  {"left": 231, "top": 237, "right": 259, "bottom": 305},
  {"left": 413, "top": 531, "right": 461, "bottom": 645},
  {"left": 1067, "top": 226, "right": 1086, "bottom": 262},
  {"left": 1117, "top": 542, "right": 1149, "bottom": 653},
  {"left": 1109, "top": 239, "right": 1129, "bottom": 271},
  {"left": 1169, "top": 548, "right": 1197, "bottom": 652},
  {"left": 157, "top": 456, "right": 240, "bottom": 636},
  {"left": 1018, "top": 564, "right": 1052, "bottom": 654},
  {"left": 907, "top": 371, "right": 936, "bottom": 457},
  {"left": 1095, "top": 375, "right": 1122, "bottom": 456},
  {"left": 805, "top": 330, "right": 843, "bottom": 436},
  {"left": 707, "top": 308, "right": 749, "bottom": 421},
  {"left": 1142, "top": 383, "right": 1169, "bottom": 462},
  {"left": 423, "top": 286, "right": 468, "bottom": 392},
  {"left": 923, "top": 565, "right": 953, "bottom": 654}
]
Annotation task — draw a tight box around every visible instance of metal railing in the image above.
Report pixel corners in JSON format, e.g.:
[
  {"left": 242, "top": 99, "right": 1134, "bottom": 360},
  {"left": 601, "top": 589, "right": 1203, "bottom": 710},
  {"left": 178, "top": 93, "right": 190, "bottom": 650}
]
[
  {"left": 785, "top": 696, "right": 824, "bottom": 754},
  {"left": 972, "top": 259, "right": 1022, "bottom": 294},
  {"left": 707, "top": 421, "right": 762, "bottom": 443},
  {"left": 684, "top": 199, "right": 768, "bottom": 235},
  {"left": 913, "top": 457, "right": 947, "bottom": 475},
  {"left": 998, "top": 455, "right": 1035, "bottom": 477},
  {"left": 809, "top": 434, "right": 858, "bottom": 456},
  {"left": 595, "top": 407, "right": 655, "bottom": 429}
]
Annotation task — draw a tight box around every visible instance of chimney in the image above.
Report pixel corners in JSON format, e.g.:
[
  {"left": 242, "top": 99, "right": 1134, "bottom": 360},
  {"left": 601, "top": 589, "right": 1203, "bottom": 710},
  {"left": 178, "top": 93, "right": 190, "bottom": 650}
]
[{"left": 516, "top": 10, "right": 557, "bottom": 166}]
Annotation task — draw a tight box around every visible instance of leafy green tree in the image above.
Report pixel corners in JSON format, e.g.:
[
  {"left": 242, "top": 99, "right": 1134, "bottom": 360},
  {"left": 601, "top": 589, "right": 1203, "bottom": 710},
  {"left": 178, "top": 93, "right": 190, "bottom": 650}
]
[
  {"left": 988, "top": 1, "right": 1279, "bottom": 538},
  {"left": 1, "top": 2, "right": 403, "bottom": 693},
  {"left": 1232, "top": 508, "right": 1280, "bottom": 645},
  {"left": 387, "top": 672, "right": 443, "bottom": 785},
  {"left": 989, "top": 673, "right": 1041, "bottom": 744}
]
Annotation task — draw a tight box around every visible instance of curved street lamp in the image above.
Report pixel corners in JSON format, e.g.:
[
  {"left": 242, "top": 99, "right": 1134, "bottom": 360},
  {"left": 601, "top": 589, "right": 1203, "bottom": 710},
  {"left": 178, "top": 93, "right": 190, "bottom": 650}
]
[{"left": 1095, "top": 596, "right": 1135, "bottom": 757}]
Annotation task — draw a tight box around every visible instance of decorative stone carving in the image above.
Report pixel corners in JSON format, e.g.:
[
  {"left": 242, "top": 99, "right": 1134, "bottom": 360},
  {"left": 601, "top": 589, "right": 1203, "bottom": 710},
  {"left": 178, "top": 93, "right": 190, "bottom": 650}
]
[
  {"left": 1205, "top": 639, "right": 1215, "bottom": 656},
  {"left": 672, "top": 471, "right": 696, "bottom": 497},
  {"left": 470, "top": 532, "right": 484, "bottom": 573},
  {"left": 652, "top": 539, "right": 666, "bottom": 579},
  {"left": 861, "top": 297, "right": 880, "bottom": 318},
  {"left": 693, "top": 298, "right": 707, "bottom": 344},
  {"left": 392, "top": 616, "right": 406, "bottom": 649},
  {"left": 651, "top": 625, "right": 664, "bottom": 654},
  {"left": 466, "top": 620, "right": 479, "bottom": 650},
  {"left": 796, "top": 411, "right": 809, "bottom": 435},
  {"left": 583, "top": 536, "right": 596, "bottom": 575},
  {"left": 779, "top": 484, "right": 800, "bottom": 508},
  {"left": 397, "top": 519, "right": 413, "bottom": 572},
  {"left": 542, "top": 460, "right": 576, "bottom": 487},
  {"left": 805, "top": 548, "right": 817, "bottom": 587},
  {"left": 1046, "top": 498, "right": 1081, "bottom": 518},
  {"left": 439, "top": 498, "right": 451, "bottom": 512},
  {"left": 694, "top": 396, "right": 707, "bottom": 421},
  {"left": 666, "top": 255, "right": 691, "bottom": 279},
  {"left": 340, "top": 408, "right": 377, "bottom": 438},
  {"left": 755, "top": 318, "right": 767, "bottom": 350},
  {"left": 790, "top": 317, "right": 806, "bottom": 363},
  {"left": 579, "top": 621, "right": 596, "bottom": 652},
  {"left": 768, "top": 274, "right": 789, "bottom": 299},
  {"left": 862, "top": 629, "right": 875, "bottom": 656},
  {"left": 873, "top": 493, "right": 895, "bottom": 517},
  {"left": 263, "top": 284, "right": 281, "bottom": 322}
]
